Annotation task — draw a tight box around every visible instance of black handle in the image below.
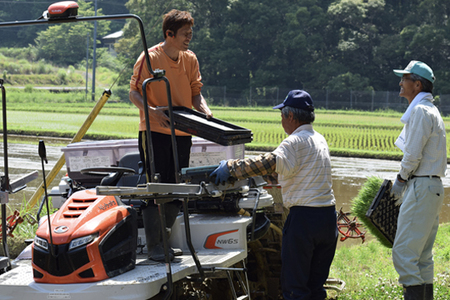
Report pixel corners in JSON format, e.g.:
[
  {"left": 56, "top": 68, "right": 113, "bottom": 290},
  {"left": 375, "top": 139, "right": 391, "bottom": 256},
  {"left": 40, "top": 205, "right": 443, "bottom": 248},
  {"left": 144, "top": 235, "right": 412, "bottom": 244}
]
[{"left": 38, "top": 140, "right": 48, "bottom": 164}]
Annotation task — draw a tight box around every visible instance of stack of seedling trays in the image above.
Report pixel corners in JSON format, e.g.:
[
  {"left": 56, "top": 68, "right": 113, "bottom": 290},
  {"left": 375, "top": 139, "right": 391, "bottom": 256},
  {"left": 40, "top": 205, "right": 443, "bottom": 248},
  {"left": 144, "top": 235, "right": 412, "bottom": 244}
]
[
  {"left": 165, "top": 107, "right": 253, "bottom": 146},
  {"left": 365, "top": 179, "right": 400, "bottom": 247}
]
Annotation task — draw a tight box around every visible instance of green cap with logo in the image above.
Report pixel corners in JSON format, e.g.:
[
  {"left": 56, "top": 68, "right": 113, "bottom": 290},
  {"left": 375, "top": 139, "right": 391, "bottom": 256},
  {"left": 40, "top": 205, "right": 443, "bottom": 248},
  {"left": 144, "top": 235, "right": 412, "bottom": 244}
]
[{"left": 393, "top": 60, "right": 435, "bottom": 83}]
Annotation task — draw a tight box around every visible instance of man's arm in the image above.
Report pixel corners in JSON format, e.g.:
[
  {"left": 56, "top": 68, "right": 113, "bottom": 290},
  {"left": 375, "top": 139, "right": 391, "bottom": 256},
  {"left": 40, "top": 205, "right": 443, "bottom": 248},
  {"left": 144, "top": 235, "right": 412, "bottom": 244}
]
[
  {"left": 229, "top": 153, "right": 277, "bottom": 180},
  {"left": 192, "top": 93, "right": 213, "bottom": 118},
  {"left": 210, "top": 153, "right": 277, "bottom": 184},
  {"left": 129, "top": 90, "right": 170, "bottom": 129}
]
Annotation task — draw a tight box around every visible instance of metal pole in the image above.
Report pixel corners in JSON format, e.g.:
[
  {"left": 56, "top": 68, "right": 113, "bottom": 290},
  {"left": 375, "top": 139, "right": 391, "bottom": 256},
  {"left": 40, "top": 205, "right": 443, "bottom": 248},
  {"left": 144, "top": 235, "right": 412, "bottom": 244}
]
[
  {"left": 1, "top": 79, "right": 11, "bottom": 263},
  {"left": 91, "top": 0, "right": 98, "bottom": 101},
  {"left": 85, "top": 33, "right": 89, "bottom": 101}
]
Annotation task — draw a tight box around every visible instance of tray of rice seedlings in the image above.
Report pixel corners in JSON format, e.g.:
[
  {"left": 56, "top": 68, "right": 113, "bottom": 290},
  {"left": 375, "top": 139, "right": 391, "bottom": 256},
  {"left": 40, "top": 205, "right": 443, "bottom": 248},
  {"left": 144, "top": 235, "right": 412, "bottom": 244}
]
[{"left": 351, "top": 176, "right": 399, "bottom": 248}]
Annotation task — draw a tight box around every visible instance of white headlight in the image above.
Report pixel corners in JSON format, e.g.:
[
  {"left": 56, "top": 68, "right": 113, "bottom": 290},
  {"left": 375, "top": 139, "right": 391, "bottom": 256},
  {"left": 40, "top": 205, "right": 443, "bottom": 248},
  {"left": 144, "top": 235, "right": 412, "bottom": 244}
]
[
  {"left": 69, "top": 234, "right": 97, "bottom": 251},
  {"left": 34, "top": 236, "right": 48, "bottom": 251}
]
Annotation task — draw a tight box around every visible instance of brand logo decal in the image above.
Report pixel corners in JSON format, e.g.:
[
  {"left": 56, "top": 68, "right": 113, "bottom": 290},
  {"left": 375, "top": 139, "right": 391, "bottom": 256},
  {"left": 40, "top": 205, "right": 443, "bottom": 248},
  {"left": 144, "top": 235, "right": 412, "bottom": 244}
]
[
  {"left": 204, "top": 229, "right": 239, "bottom": 249},
  {"left": 98, "top": 199, "right": 117, "bottom": 211},
  {"left": 54, "top": 225, "right": 69, "bottom": 234}
]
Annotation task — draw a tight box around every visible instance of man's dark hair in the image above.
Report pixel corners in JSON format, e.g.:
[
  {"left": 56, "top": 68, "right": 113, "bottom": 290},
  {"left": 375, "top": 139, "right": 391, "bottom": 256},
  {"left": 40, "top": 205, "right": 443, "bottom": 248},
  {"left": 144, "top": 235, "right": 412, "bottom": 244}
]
[
  {"left": 410, "top": 73, "right": 434, "bottom": 93},
  {"left": 162, "top": 9, "right": 194, "bottom": 39},
  {"left": 281, "top": 106, "right": 315, "bottom": 124}
]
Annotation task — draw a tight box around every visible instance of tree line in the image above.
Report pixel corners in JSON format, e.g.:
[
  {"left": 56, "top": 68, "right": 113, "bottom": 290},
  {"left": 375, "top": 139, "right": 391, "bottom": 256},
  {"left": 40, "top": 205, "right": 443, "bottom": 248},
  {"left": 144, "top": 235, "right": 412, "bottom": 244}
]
[{"left": 1, "top": 0, "right": 450, "bottom": 98}]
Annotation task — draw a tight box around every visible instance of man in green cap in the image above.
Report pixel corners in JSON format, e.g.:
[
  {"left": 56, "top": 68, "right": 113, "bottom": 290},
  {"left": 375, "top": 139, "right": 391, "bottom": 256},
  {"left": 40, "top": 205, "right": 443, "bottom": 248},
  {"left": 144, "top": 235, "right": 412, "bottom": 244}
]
[{"left": 390, "top": 60, "right": 446, "bottom": 300}]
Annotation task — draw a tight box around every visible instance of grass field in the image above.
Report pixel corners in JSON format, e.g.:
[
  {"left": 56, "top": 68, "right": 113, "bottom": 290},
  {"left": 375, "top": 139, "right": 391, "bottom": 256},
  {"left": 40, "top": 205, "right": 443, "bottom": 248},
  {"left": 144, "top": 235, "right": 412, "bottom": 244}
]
[{"left": 327, "top": 223, "right": 450, "bottom": 299}]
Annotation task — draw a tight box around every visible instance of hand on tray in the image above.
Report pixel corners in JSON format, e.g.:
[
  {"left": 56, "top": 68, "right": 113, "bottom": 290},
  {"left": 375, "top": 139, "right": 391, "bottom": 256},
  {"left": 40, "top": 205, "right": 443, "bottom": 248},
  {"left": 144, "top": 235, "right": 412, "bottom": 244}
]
[
  {"left": 151, "top": 106, "right": 170, "bottom": 128},
  {"left": 390, "top": 176, "right": 406, "bottom": 205}
]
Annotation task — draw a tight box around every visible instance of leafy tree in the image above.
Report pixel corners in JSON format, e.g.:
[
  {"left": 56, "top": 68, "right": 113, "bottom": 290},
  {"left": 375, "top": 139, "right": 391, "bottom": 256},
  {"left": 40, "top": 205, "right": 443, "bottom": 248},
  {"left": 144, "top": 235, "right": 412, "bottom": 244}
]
[
  {"left": 0, "top": 0, "right": 126, "bottom": 48},
  {"left": 34, "top": 0, "right": 110, "bottom": 66},
  {"left": 326, "top": 0, "right": 388, "bottom": 91},
  {"left": 96, "top": 0, "right": 129, "bottom": 32},
  {"left": 393, "top": 0, "right": 450, "bottom": 93},
  {"left": 326, "top": 72, "right": 373, "bottom": 92},
  {"left": 4, "top": 0, "right": 450, "bottom": 97},
  {"left": 112, "top": 0, "right": 450, "bottom": 96},
  {"left": 275, "top": 0, "right": 334, "bottom": 90},
  {"left": 0, "top": 0, "right": 49, "bottom": 47}
]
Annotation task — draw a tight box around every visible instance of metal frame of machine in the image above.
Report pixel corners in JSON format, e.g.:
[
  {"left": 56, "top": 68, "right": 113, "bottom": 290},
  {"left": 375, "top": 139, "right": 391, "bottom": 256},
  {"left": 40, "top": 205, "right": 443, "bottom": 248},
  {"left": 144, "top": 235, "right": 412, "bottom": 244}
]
[{"left": 0, "top": 2, "right": 268, "bottom": 299}]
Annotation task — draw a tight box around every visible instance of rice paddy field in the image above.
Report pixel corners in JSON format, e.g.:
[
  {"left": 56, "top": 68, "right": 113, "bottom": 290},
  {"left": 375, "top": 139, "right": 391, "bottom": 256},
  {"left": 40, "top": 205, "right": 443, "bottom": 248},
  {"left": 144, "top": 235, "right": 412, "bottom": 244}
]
[{"left": 3, "top": 91, "right": 450, "bottom": 160}]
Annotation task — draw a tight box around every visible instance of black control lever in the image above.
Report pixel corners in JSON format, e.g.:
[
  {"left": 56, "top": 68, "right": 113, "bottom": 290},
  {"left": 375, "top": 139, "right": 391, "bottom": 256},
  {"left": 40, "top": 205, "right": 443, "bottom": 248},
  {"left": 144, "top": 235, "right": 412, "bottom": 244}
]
[{"left": 38, "top": 140, "right": 55, "bottom": 257}]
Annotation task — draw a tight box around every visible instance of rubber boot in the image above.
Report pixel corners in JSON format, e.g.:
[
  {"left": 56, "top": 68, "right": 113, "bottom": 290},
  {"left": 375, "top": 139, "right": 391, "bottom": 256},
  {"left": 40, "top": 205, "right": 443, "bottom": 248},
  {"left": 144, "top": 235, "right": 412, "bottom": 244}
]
[
  {"left": 403, "top": 284, "right": 425, "bottom": 300},
  {"left": 164, "top": 201, "right": 183, "bottom": 256},
  {"left": 424, "top": 284, "right": 433, "bottom": 300},
  {"left": 142, "top": 204, "right": 174, "bottom": 262}
]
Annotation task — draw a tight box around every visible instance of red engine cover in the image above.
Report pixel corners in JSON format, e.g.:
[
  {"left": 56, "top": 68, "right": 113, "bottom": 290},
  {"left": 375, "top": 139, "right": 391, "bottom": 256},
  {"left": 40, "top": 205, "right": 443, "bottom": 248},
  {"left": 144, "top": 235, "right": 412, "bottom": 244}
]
[
  {"left": 32, "top": 189, "right": 137, "bottom": 283},
  {"left": 48, "top": 1, "right": 79, "bottom": 19}
]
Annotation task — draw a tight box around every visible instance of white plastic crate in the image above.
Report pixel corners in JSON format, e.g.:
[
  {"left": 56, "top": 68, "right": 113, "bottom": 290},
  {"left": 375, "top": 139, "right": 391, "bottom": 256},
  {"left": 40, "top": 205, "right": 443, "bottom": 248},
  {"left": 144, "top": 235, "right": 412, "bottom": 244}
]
[
  {"left": 62, "top": 139, "right": 139, "bottom": 171},
  {"left": 190, "top": 137, "right": 245, "bottom": 167},
  {"left": 61, "top": 138, "right": 245, "bottom": 186},
  {"left": 62, "top": 138, "right": 244, "bottom": 170},
  {"left": 61, "top": 139, "right": 139, "bottom": 187}
]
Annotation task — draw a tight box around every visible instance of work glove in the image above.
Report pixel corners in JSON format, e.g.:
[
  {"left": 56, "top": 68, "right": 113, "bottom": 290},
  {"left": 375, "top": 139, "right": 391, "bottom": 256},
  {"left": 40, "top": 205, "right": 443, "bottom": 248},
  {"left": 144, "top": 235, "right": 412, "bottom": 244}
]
[
  {"left": 210, "top": 160, "right": 230, "bottom": 185},
  {"left": 390, "top": 175, "right": 406, "bottom": 205}
]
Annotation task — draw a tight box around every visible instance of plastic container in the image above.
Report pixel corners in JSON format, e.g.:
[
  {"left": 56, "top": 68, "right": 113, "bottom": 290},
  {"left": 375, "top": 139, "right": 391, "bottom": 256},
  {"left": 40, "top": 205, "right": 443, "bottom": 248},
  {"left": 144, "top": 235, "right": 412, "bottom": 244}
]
[
  {"left": 61, "top": 139, "right": 139, "bottom": 187},
  {"left": 61, "top": 137, "right": 246, "bottom": 186},
  {"left": 190, "top": 137, "right": 245, "bottom": 167}
]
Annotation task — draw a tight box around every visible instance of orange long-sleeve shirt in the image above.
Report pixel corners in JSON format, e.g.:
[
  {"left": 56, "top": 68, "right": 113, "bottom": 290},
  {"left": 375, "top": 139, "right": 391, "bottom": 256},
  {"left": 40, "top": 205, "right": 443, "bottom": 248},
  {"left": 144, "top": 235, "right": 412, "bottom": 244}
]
[{"left": 130, "top": 43, "right": 203, "bottom": 135}]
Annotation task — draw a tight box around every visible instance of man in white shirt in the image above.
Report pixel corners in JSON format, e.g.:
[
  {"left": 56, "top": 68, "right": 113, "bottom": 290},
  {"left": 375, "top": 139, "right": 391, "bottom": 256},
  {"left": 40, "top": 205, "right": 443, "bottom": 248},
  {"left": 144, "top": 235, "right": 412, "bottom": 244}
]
[
  {"left": 391, "top": 61, "right": 446, "bottom": 300},
  {"left": 211, "top": 90, "right": 337, "bottom": 300}
]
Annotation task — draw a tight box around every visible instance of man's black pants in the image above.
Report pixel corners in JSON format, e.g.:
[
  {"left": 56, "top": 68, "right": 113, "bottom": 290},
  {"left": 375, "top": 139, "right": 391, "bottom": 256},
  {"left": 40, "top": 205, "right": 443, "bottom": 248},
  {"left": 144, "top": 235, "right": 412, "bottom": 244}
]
[{"left": 281, "top": 205, "right": 338, "bottom": 300}]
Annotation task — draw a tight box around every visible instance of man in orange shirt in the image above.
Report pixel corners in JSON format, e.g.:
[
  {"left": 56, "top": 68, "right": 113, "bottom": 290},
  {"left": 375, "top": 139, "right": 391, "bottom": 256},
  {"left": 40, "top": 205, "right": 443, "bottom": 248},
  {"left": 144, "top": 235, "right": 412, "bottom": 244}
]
[{"left": 129, "top": 9, "right": 212, "bottom": 262}]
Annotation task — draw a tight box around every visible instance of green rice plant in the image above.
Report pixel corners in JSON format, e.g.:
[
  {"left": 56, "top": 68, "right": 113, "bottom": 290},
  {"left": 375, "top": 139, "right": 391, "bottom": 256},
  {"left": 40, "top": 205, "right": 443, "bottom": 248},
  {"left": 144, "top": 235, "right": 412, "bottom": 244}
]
[{"left": 350, "top": 176, "right": 394, "bottom": 248}]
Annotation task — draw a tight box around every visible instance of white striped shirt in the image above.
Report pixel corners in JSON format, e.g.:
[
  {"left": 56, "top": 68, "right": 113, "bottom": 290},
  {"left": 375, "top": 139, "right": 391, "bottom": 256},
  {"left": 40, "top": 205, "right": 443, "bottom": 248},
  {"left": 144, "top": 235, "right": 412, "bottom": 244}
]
[{"left": 273, "top": 124, "right": 336, "bottom": 209}]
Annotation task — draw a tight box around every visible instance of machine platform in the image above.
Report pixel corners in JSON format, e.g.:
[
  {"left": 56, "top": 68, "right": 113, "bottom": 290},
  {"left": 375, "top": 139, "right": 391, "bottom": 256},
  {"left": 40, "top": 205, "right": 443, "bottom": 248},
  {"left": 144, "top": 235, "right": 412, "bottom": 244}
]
[{"left": 0, "top": 249, "right": 247, "bottom": 300}]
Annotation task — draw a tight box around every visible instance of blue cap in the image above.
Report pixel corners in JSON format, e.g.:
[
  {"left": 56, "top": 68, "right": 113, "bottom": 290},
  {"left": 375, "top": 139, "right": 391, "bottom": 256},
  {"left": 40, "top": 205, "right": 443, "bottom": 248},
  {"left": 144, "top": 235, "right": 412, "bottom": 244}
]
[
  {"left": 273, "top": 90, "right": 314, "bottom": 111},
  {"left": 393, "top": 60, "right": 435, "bottom": 83}
]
